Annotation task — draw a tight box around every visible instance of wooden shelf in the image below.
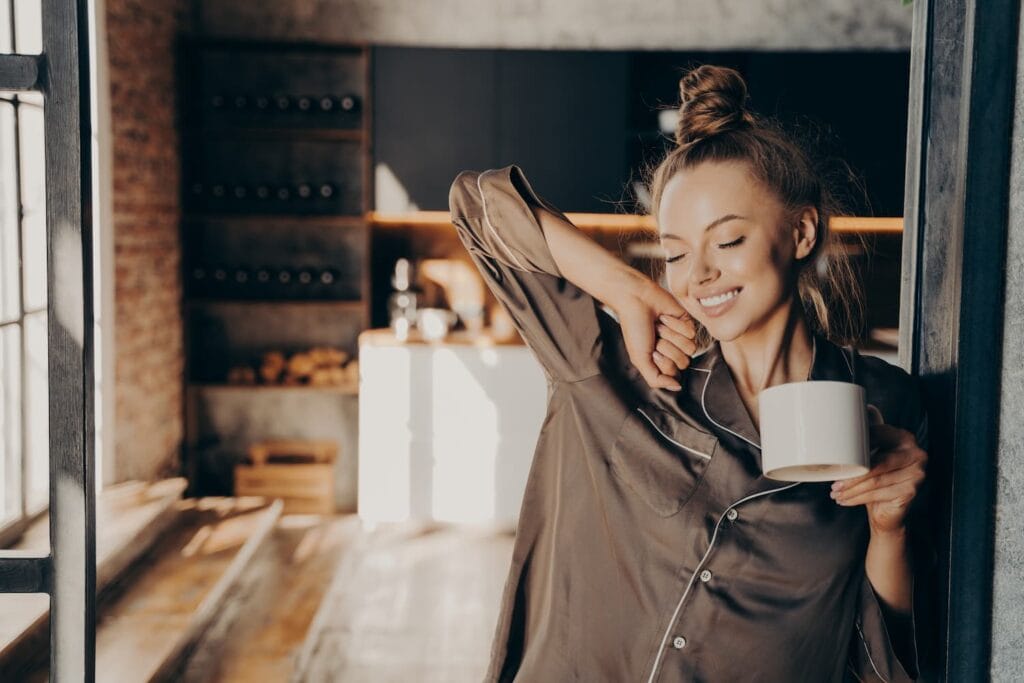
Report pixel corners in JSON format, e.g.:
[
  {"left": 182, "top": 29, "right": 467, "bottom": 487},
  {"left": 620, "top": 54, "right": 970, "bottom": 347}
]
[
  {"left": 183, "top": 213, "right": 368, "bottom": 227},
  {"left": 369, "top": 210, "right": 905, "bottom": 235},
  {"left": 189, "top": 382, "right": 358, "bottom": 396},
  {"left": 186, "top": 298, "right": 365, "bottom": 309}
]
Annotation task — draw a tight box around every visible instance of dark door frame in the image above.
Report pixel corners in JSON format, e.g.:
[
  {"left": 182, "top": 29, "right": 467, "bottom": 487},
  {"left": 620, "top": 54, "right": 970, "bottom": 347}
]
[
  {"left": 900, "top": 0, "right": 1020, "bottom": 680},
  {"left": 0, "top": 0, "right": 96, "bottom": 680}
]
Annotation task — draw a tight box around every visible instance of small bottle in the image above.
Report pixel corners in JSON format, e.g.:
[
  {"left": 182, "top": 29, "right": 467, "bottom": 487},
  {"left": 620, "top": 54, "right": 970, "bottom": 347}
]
[
  {"left": 317, "top": 267, "right": 340, "bottom": 298},
  {"left": 340, "top": 94, "right": 358, "bottom": 112},
  {"left": 319, "top": 267, "right": 337, "bottom": 286},
  {"left": 191, "top": 266, "right": 207, "bottom": 294},
  {"left": 296, "top": 95, "right": 313, "bottom": 112},
  {"left": 212, "top": 266, "right": 228, "bottom": 295},
  {"left": 388, "top": 258, "right": 419, "bottom": 341},
  {"left": 319, "top": 96, "right": 336, "bottom": 112},
  {"left": 296, "top": 183, "right": 313, "bottom": 200},
  {"left": 275, "top": 267, "right": 294, "bottom": 298},
  {"left": 255, "top": 265, "right": 273, "bottom": 287},
  {"left": 274, "top": 94, "right": 291, "bottom": 111}
]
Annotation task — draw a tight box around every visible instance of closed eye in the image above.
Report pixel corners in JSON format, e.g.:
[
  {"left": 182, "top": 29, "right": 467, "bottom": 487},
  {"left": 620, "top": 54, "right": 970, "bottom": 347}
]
[{"left": 664, "top": 236, "right": 744, "bottom": 263}]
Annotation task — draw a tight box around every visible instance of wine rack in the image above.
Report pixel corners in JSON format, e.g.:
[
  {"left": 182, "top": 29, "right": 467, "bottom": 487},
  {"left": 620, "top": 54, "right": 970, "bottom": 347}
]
[{"left": 179, "top": 39, "right": 372, "bottom": 505}]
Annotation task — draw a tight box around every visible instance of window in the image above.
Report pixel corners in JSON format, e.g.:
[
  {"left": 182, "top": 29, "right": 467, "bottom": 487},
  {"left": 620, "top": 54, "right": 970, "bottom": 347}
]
[{"left": 0, "top": 0, "right": 49, "bottom": 547}]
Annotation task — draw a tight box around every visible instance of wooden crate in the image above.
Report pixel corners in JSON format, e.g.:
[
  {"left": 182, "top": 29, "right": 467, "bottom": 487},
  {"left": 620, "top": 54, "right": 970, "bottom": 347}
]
[{"left": 235, "top": 439, "right": 337, "bottom": 514}]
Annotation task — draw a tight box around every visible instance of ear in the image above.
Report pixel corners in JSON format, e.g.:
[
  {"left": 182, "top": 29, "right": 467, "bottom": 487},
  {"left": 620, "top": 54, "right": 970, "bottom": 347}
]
[{"left": 792, "top": 206, "right": 818, "bottom": 261}]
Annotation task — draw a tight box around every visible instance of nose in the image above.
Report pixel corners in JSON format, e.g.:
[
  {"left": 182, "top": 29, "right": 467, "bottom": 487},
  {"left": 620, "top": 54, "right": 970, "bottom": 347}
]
[{"left": 687, "top": 249, "right": 717, "bottom": 288}]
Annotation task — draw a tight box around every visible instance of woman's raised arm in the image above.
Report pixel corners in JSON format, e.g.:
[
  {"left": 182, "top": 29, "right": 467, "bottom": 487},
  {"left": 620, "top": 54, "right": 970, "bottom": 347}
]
[{"left": 448, "top": 164, "right": 695, "bottom": 388}]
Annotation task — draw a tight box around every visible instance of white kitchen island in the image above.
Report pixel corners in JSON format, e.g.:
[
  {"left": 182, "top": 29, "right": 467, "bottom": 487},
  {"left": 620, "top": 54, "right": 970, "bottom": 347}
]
[{"left": 357, "top": 328, "right": 548, "bottom": 530}]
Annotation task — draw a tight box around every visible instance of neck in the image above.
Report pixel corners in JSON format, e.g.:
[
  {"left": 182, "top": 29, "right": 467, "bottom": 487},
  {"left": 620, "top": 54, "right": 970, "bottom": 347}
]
[{"left": 718, "top": 297, "right": 814, "bottom": 396}]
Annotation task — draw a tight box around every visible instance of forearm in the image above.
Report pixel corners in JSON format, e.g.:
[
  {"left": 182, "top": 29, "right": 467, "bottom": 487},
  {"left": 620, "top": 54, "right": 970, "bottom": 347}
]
[
  {"left": 865, "top": 528, "right": 916, "bottom": 671},
  {"left": 865, "top": 528, "right": 912, "bottom": 612},
  {"left": 530, "top": 204, "right": 650, "bottom": 308}
]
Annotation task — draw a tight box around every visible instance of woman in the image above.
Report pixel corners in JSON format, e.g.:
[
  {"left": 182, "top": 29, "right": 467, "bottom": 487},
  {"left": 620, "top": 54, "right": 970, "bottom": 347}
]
[{"left": 448, "top": 65, "right": 931, "bottom": 683}]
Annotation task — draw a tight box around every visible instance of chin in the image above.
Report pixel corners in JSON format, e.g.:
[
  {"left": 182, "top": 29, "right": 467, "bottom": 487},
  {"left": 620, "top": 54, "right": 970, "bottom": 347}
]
[{"left": 699, "top": 316, "right": 747, "bottom": 343}]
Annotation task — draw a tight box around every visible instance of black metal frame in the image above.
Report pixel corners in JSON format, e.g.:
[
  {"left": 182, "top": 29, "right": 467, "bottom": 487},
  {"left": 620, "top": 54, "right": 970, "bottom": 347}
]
[
  {"left": 900, "top": 0, "right": 1020, "bottom": 680},
  {"left": 0, "top": 0, "right": 96, "bottom": 680}
]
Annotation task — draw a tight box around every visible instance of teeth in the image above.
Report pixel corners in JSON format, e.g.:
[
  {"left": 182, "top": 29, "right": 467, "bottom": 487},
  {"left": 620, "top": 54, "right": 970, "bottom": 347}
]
[{"left": 699, "top": 289, "right": 740, "bottom": 307}]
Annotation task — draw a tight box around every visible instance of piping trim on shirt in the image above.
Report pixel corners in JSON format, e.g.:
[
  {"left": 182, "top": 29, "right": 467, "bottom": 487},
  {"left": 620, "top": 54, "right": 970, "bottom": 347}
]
[
  {"left": 475, "top": 170, "right": 530, "bottom": 272},
  {"left": 644, "top": 481, "right": 801, "bottom": 683},
  {"left": 855, "top": 618, "right": 889, "bottom": 683},
  {"left": 636, "top": 408, "right": 713, "bottom": 460},
  {"left": 689, "top": 364, "right": 761, "bottom": 451}
]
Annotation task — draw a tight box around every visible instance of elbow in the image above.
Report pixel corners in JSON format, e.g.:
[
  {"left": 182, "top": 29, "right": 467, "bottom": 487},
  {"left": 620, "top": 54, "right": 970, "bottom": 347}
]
[{"left": 448, "top": 170, "right": 483, "bottom": 222}]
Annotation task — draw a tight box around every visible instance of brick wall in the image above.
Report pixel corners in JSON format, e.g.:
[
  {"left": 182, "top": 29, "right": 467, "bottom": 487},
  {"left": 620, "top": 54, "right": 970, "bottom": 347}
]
[{"left": 106, "top": 0, "right": 189, "bottom": 481}]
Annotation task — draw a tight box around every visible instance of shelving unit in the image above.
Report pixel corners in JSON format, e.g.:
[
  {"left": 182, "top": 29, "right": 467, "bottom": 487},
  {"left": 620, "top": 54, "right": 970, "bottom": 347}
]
[{"left": 179, "top": 39, "right": 372, "bottom": 506}]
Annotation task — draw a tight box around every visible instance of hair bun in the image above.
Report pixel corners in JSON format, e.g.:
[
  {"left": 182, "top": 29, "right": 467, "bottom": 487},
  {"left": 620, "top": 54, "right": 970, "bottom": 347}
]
[{"left": 675, "top": 65, "right": 756, "bottom": 148}]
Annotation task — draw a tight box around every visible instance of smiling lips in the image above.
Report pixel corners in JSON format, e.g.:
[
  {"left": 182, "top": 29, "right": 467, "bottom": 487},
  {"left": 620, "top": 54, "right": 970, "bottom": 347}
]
[{"left": 697, "top": 287, "right": 741, "bottom": 316}]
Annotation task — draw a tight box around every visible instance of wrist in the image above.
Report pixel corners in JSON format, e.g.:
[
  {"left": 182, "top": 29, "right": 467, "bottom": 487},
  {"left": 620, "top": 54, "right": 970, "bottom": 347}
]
[
  {"left": 601, "top": 267, "right": 656, "bottom": 310},
  {"left": 868, "top": 524, "right": 908, "bottom": 546}
]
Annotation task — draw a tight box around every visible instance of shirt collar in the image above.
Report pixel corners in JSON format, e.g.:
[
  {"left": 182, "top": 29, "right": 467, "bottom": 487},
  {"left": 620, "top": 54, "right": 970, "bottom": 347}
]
[{"left": 685, "top": 330, "right": 855, "bottom": 453}]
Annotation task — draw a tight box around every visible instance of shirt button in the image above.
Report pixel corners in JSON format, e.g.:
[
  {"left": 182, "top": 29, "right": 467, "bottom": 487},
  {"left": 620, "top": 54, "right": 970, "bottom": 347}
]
[
  {"left": 672, "top": 636, "right": 687, "bottom": 649},
  {"left": 726, "top": 509, "right": 738, "bottom": 521},
  {"left": 700, "top": 569, "right": 713, "bottom": 582}
]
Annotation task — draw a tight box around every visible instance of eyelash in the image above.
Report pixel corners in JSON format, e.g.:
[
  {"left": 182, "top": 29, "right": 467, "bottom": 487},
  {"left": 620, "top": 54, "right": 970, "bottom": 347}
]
[{"left": 665, "top": 236, "right": 745, "bottom": 263}]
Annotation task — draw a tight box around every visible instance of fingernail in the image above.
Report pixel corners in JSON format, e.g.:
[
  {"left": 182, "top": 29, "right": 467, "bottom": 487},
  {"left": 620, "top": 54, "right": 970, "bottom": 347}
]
[
  {"left": 653, "top": 350, "right": 665, "bottom": 359},
  {"left": 668, "top": 383, "right": 681, "bottom": 391},
  {"left": 832, "top": 481, "right": 843, "bottom": 490}
]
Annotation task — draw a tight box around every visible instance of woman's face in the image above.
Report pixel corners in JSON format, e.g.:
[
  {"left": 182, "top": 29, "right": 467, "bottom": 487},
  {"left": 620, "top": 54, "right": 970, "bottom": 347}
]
[{"left": 657, "top": 160, "right": 815, "bottom": 342}]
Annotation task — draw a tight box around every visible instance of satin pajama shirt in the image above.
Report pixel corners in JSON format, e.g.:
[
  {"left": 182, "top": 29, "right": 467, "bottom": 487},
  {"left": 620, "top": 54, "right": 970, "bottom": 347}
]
[{"left": 448, "top": 164, "right": 932, "bottom": 683}]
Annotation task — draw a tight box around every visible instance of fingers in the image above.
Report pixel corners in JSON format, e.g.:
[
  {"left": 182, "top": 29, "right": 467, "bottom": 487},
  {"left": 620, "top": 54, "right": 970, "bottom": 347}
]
[
  {"left": 658, "top": 313, "right": 696, "bottom": 340},
  {"left": 831, "top": 466, "right": 923, "bottom": 503},
  {"left": 623, "top": 331, "right": 682, "bottom": 391},
  {"left": 655, "top": 337, "right": 692, "bottom": 372},
  {"left": 831, "top": 480, "right": 918, "bottom": 508},
  {"left": 656, "top": 322, "right": 698, "bottom": 357}
]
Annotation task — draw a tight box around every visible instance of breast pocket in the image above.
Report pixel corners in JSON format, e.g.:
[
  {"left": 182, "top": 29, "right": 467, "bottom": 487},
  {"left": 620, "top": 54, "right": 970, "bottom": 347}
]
[{"left": 608, "top": 404, "right": 719, "bottom": 517}]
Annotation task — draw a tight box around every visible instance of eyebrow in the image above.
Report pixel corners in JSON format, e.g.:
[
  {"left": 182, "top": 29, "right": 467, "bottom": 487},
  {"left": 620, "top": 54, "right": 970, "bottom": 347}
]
[{"left": 659, "top": 214, "right": 747, "bottom": 241}]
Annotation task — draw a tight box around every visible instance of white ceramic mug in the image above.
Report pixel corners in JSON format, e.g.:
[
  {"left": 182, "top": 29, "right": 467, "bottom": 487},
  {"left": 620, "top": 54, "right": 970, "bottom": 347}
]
[{"left": 758, "top": 380, "right": 871, "bottom": 482}]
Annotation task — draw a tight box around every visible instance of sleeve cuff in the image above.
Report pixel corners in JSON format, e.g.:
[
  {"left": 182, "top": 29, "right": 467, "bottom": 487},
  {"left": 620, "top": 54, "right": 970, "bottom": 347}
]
[{"left": 856, "top": 571, "right": 920, "bottom": 682}]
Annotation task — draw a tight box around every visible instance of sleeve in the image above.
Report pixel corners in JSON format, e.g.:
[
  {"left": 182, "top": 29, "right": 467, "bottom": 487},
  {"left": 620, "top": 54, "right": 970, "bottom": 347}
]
[
  {"left": 448, "top": 164, "right": 604, "bottom": 383},
  {"left": 847, "top": 375, "right": 933, "bottom": 682}
]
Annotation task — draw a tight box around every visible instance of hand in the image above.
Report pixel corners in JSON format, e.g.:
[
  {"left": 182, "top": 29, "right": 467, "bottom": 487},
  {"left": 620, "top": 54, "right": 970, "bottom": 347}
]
[
  {"left": 829, "top": 404, "right": 928, "bottom": 535},
  {"left": 610, "top": 277, "right": 698, "bottom": 391}
]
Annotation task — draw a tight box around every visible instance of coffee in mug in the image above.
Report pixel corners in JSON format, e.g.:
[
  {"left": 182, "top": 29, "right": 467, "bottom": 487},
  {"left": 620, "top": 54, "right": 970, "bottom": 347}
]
[{"left": 758, "top": 380, "right": 871, "bottom": 482}]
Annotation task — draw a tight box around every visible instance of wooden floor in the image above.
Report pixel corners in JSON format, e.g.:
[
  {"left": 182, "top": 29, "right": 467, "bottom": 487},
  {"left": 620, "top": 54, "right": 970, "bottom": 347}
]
[
  {"left": 185, "top": 513, "right": 363, "bottom": 683},
  {"left": 296, "top": 520, "right": 515, "bottom": 683}
]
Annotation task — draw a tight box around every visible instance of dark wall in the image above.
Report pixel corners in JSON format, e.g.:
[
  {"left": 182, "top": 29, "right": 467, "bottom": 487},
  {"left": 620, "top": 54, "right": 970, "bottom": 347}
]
[
  {"left": 373, "top": 47, "right": 629, "bottom": 213},
  {"left": 373, "top": 47, "right": 911, "bottom": 216}
]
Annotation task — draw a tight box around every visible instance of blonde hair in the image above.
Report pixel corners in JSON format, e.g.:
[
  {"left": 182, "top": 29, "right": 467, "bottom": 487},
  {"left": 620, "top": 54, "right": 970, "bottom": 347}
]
[{"left": 642, "top": 64, "right": 866, "bottom": 350}]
